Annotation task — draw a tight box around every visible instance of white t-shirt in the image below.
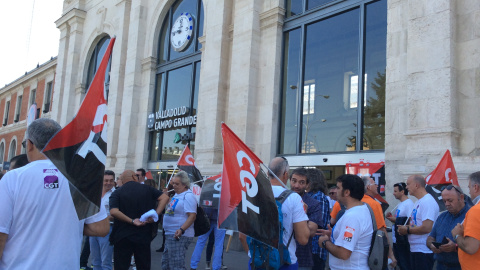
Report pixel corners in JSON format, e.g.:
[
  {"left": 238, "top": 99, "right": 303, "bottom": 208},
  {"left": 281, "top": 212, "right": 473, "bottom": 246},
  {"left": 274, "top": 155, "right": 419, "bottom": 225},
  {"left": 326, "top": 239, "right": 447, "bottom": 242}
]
[
  {"left": 327, "top": 196, "right": 336, "bottom": 210},
  {"left": 407, "top": 193, "right": 439, "bottom": 253},
  {"left": 272, "top": 186, "right": 308, "bottom": 264},
  {"left": 163, "top": 190, "right": 197, "bottom": 237},
  {"left": 0, "top": 160, "right": 107, "bottom": 270},
  {"left": 391, "top": 198, "right": 414, "bottom": 243},
  {"left": 329, "top": 204, "right": 373, "bottom": 270}
]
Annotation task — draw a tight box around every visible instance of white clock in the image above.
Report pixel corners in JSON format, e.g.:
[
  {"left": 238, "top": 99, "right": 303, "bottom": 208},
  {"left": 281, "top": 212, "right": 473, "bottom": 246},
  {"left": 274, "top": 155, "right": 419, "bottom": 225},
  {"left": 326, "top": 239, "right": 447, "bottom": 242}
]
[{"left": 170, "top": 13, "right": 194, "bottom": 52}]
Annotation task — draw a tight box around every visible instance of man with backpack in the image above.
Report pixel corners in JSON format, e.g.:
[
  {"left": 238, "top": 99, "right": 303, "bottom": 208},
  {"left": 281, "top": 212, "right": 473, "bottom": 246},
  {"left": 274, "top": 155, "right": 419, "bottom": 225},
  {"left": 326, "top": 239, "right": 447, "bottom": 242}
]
[
  {"left": 317, "top": 174, "right": 373, "bottom": 270},
  {"left": 255, "top": 157, "right": 311, "bottom": 269}
]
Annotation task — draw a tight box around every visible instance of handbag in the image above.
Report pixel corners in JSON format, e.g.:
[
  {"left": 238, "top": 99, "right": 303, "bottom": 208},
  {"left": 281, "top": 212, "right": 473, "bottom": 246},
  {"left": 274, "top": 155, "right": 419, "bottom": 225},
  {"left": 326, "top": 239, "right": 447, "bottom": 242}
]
[
  {"left": 365, "top": 203, "right": 389, "bottom": 270},
  {"left": 194, "top": 205, "right": 210, "bottom": 236}
]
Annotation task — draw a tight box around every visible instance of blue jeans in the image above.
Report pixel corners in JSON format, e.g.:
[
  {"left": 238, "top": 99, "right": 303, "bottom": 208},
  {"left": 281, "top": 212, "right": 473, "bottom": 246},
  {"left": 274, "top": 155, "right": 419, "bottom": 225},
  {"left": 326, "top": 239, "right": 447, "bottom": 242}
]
[
  {"left": 410, "top": 252, "right": 434, "bottom": 270},
  {"left": 393, "top": 243, "right": 411, "bottom": 270},
  {"left": 248, "top": 258, "right": 299, "bottom": 270},
  {"left": 190, "top": 222, "right": 226, "bottom": 270},
  {"left": 90, "top": 226, "right": 113, "bottom": 270}
]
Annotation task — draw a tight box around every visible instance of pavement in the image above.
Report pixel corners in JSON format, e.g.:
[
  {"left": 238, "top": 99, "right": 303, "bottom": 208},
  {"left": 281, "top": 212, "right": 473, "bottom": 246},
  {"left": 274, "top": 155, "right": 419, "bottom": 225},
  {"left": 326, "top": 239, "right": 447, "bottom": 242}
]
[{"left": 132, "top": 230, "right": 250, "bottom": 270}]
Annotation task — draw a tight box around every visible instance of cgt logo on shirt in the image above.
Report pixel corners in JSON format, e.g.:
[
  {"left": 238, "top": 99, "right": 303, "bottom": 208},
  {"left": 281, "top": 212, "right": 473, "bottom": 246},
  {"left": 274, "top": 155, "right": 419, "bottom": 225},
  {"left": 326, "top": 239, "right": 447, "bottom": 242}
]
[
  {"left": 343, "top": 226, "right": 355, "bottom": 242},
  {"left": 44, "top": 169, "right": 60, "bottom": 189}
]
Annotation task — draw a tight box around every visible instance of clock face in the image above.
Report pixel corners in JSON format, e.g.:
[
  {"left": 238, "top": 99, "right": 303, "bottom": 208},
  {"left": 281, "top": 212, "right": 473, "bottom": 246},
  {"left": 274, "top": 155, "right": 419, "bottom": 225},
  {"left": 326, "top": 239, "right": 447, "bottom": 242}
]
[{"left": 170, "top": 13, "right": 194, "bottom": 52}]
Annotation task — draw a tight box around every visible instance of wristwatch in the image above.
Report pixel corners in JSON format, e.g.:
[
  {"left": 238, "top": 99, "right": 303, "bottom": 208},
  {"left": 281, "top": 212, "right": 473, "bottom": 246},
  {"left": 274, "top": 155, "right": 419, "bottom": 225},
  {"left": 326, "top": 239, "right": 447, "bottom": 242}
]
[
  {"left": 179, "top": 227, "right": 185, "bottom": 235},
  {"left": 131, "top": 218, "right": 135, "bottom": 224},
  {"left": 454, "top": 234, "right": 460, "bottom": 240},
  {"left": 322, "top": 240, "right": 329, "bottom": 248}
]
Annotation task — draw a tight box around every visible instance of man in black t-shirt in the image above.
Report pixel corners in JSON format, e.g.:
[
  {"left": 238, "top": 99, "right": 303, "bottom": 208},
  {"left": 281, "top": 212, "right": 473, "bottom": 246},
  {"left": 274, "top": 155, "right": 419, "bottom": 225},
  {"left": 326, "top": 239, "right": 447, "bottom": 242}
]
[{"left": 109, "top": 170, "right": 169, "bottom": 270}]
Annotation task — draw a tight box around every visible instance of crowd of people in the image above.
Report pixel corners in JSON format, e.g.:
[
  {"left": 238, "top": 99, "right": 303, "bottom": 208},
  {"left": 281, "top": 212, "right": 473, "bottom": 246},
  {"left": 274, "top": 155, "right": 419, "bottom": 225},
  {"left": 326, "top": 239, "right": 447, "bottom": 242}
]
[{"left": 0, "top": 117, "right": 479, "bottom": 270}]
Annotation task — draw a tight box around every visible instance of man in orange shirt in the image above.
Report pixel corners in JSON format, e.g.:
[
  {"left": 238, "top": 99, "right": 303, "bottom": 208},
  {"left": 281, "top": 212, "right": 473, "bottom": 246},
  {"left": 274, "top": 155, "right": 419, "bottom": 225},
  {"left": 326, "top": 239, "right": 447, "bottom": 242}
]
[{"left": 451, "top": 171, "right": 480, "bottom": 270}]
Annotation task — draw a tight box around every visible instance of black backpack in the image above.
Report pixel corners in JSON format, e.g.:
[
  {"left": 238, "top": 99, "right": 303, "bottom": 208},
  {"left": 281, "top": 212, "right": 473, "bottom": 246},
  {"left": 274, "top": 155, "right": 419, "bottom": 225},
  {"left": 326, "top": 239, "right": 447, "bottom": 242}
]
[{"left": 365, "top": 203, "right": 389, "bottom": 270}]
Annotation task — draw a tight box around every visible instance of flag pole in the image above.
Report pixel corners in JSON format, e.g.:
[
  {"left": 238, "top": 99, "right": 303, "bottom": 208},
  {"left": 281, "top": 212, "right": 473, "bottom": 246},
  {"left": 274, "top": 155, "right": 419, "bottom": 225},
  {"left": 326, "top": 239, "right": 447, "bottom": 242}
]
[
  {"left": 166, "top": 143, "right": 188, "bottom": 187},
  {"left": 261, "top": 163, "right": 289, "bottom": 189}
]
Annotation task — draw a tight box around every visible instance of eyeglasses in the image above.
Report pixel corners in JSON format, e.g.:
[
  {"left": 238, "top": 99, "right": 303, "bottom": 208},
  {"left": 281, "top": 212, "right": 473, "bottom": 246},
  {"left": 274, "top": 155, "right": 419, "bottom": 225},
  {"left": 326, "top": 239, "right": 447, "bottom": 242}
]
[
  {"left": 135, "top": 174, "right": 141, "bottom": 178},
  {"left": 22, "top": 140, "right": 27, "bottom": 148},
  {"left": 329, "top": 192, "right": 335, "bottom": 195},
  {"left": 441, "top": 184, "right": 462, "bottom": 194}
]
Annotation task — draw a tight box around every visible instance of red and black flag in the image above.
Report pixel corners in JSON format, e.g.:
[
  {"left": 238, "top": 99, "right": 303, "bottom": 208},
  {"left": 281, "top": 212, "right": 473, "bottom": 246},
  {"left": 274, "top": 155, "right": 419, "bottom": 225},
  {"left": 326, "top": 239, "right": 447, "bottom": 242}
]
[
  {"left": 346, "top": 160, "right": 389, "bottom": 212},
  {"left": 199, "top": 174, "right": 221, "bottom": 208},
  {"left": 219, "top": 123, "right": 279, "bottom": 248},
  {"left": 42, "top": 37, "right": 115, "bottom": 220},
  {"left": 177, "top": 144, "right": 203, "bottom": 184},
  {"left": 425, "top": 150, "right": 463, "bottom": 211}
]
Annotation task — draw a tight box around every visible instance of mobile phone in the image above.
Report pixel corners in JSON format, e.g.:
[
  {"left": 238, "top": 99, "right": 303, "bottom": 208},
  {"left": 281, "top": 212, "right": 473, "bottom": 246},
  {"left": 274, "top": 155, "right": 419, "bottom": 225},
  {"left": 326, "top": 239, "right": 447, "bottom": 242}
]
[{"left": 432, "top": 237, "right": 449, "bottom": 248}]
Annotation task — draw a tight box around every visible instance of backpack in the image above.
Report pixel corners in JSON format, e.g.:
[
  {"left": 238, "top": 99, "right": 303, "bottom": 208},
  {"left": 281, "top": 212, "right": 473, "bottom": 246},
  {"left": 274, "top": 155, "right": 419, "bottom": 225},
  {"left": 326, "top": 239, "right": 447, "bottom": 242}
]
[
  {"left": 248, "top": 190, "right": 295, "bottom": 270},
  {"left": 365, "top": 203, "right": 389, "bottom": 270}
]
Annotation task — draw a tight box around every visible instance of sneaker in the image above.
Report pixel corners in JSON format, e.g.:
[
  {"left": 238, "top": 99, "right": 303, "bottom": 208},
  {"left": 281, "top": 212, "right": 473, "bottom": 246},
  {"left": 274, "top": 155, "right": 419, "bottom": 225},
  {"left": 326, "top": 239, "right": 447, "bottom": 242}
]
[
  {"left": 221, "top": 265, "right": 228, "bottom": 269},
  {"left": 205, "top": 261, "right": 211, "bottom": 270}
]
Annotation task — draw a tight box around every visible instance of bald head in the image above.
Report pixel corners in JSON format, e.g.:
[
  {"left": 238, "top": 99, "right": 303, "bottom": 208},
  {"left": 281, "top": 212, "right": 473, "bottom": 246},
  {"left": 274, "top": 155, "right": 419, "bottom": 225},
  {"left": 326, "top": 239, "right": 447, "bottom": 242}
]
[
  {"left": 120, "top": 170, "right": 138, "bottom": 184},
  {"left": 268, "top": 157, "right": 289, "bottom": 184},
  {"left": 411, "top": 175, "right": 426, "bottom": 186}
]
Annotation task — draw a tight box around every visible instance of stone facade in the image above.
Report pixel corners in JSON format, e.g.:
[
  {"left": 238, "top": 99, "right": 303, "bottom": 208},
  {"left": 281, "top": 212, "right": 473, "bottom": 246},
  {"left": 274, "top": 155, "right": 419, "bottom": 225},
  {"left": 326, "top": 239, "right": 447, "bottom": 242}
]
[{"left": 386, "top": 0, "right": 480, "bottom": 197}]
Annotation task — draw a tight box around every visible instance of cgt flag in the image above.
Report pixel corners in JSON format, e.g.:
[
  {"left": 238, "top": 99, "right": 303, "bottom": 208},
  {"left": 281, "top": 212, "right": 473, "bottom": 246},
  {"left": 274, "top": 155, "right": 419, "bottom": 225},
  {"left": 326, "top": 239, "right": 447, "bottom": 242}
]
[
  {"left": 219, "top": 123, "right": 279, "bottom": 248},
  {"left": 177, "top": 144, "right": 203, "bottom": 184},
  {"left": 42, "top": 37, "right": 115, "bottom": 220},
  {"left": 199, "top": 174, "right": 221, "bottom": 208},
  {"left": 425, "top": 150, "right": 461, "bottom": 212}
]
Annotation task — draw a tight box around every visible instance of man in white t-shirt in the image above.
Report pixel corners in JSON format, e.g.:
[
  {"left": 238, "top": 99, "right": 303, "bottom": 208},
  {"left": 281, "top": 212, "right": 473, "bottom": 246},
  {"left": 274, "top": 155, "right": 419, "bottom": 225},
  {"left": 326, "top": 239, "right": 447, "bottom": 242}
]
[
  {"left": 318, "top": 174, "right": 373, "bottom": 270},
  {"left": 0, "top": 118, "right": 109, "bottom": 270},
  {"left": 386, "top": 182, "right": 414, "bottom": 270},
  {"left": 90, "top": 170, "right": 116, "bottom": 270},
  {"left": 398, "top": 175, "right": 439, "bottom": 270},
  {"left": 266, "top": 157, "right": 311, "bottom": 269}
]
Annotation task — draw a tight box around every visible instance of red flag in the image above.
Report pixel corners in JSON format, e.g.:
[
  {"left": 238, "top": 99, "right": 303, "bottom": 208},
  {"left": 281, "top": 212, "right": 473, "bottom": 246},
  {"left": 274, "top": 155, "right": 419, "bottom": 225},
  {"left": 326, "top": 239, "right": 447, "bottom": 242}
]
[
  {"left": 425, "top": 150, "right": 458, "bottom": 185},
  {"left": 177, "top": 144, "right": 203, "bottom": 182},
  {"left": 42, "top": 37, "right": 115, "bottom": 219},
  {"left": 145, "top": 171, "right": 153, "bottom": 179},
  {"left": 219, "top": 123, "right": 279, "bottom": 248}
]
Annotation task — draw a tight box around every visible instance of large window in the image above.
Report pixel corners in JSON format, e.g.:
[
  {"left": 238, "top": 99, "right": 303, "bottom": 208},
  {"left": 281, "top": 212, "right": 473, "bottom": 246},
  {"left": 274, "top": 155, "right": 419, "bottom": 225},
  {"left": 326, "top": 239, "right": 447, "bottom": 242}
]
[
  {"left": 149, "top": 0, "right": 204, "bottom": 161},
  {"left": 8, "top": 140, "right": 16, "bottom": 161},
  {"left": 85, "top": 36, "right": 112, "bottom": 98},
  {"left": 0, "top": 142, "right": 4, "bottom": 165},
  {"left": 280, "top": 0, "right": 386, "bottom": 155}
]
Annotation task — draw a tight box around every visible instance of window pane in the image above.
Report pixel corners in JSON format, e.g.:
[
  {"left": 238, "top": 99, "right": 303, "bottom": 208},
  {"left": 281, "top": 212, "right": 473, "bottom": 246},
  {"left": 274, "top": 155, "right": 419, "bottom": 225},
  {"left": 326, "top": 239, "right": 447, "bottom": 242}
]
[
  {"left": 161, "top": 128, "right": 188, "bottom": 160},
  {"left": 307, "top": 0, "right": 335, "bottom": 11},
  {"left": 363, "top": 0, "right": 387, "bottom": 150},
  {"left": 285, "top": 0, "right": 303, "bottom": 18},
  {"left": 150, "top": 130, "right": 161, "bottom": 160},
  {"left": 160, "top": 65, "right": 193, "bottom": 160},
  {"left": 192, "top": 62, "right": 200, "bottom": 115},
  {"left": 165, "top": 65, "right": 192, "bottom": 110},
  {"left": 158, "top": 15, "right": 170, "bottom": 65},
  {"left": 303, "top": 9, "right": 360, "bottom": 153},
  {"left": 280, "top": 28, "right": 302, "bottom": 154},
  {"left": 196, "top": 2, "right": 204, "bottom": 50}
]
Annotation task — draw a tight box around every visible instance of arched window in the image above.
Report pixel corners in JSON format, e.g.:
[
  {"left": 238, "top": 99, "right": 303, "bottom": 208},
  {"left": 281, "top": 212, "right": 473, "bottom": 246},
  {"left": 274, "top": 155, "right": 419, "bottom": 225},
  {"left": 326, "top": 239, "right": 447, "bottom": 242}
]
[
  {"left": 85, "top": 36, "right": 112, "bottom": 99},
  {"left": 0, "top": 142, "right": 4, "bottom": 165},
  {"left": 149, "top": 0, "right": 204, "bottom": 161},
  {"left": 279, "top": 0, "right": 386, "bottom": 154},
  {"left": 8, "top": 139, "right": 16, "bottom": 161}
]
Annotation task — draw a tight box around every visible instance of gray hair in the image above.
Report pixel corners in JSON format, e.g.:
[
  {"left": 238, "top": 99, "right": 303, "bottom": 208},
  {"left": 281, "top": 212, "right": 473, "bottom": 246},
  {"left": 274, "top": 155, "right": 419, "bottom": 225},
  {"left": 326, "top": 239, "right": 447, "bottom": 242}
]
[
  {"left": 361, "top": 176, "right": 371, "bottom": 192},
  {"left": 469, "top": 171, "right": 480, "bottom": 186},
  {"left": 27, "top": 118, "right": 61, "bottom": 150},
  {"left": 174, "top": 171, "right": 191, "bottom": 188}
]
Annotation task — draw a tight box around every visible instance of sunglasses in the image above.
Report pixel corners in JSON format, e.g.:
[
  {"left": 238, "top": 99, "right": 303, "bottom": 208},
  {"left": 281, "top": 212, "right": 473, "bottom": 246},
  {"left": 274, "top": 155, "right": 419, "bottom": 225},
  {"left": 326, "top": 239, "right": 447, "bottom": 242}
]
[
  {"left": 441, "top": 184, "right": 462, "bottom": 194},
  {"left": 22, "top": 140, "right": 29, "bottom": 148}
]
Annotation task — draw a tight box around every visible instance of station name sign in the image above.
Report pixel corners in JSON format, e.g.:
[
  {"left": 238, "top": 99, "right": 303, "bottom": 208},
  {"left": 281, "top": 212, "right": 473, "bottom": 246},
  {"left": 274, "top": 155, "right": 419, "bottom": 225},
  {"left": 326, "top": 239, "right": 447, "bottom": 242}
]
[{"left": 148, "top": 106, "right": 197, "bottom": 131}]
